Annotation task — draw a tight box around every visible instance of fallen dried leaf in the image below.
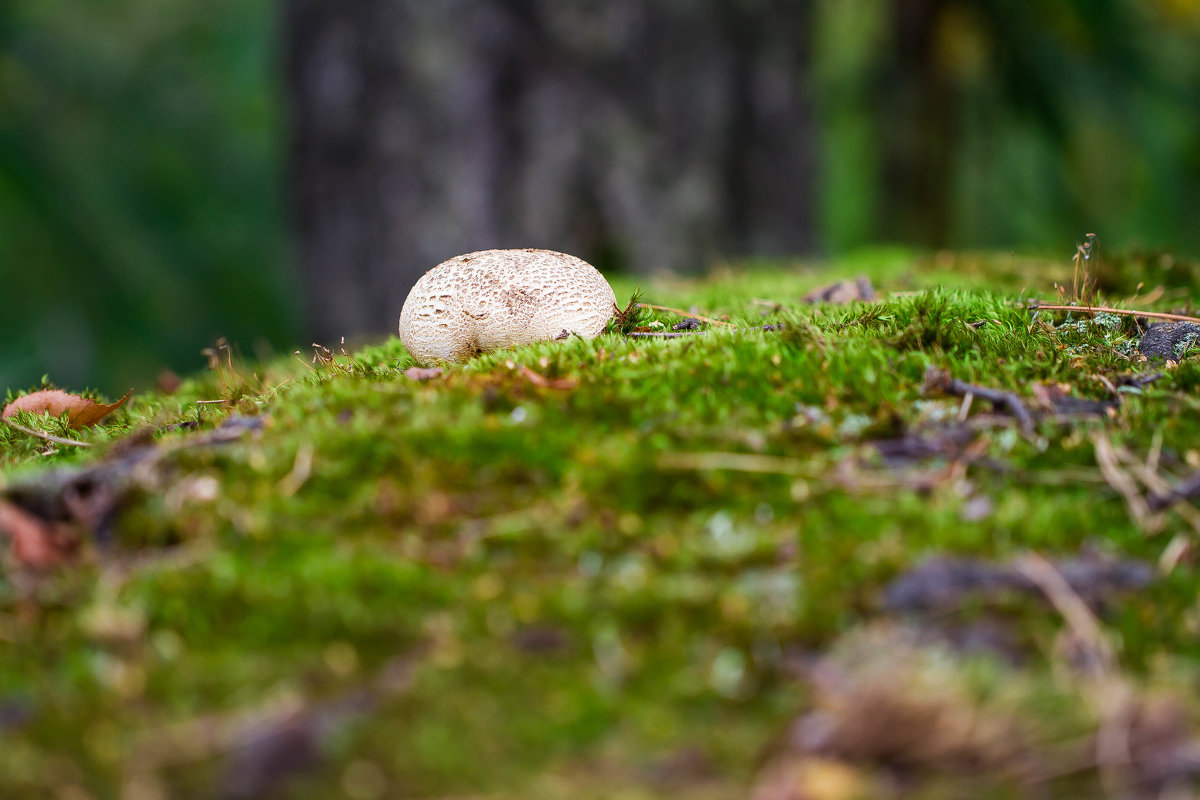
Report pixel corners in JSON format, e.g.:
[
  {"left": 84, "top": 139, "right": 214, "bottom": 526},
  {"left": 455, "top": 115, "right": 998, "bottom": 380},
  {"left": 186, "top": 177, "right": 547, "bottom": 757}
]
[
  {"left": 2, "top": 389, "right": 132, "bottom": 428},
  {"left": 0, "top": 500, "right": 77, "bottom": 568},
  {"left": 404, "top": 367, "right": 443, "bottom": 381}
]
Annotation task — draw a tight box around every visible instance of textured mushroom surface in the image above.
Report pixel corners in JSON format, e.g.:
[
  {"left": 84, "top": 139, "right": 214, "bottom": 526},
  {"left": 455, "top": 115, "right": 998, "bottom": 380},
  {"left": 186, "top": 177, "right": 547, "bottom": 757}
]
[{"left": 399, "top": 249, "right": 617, "bottom": 364}]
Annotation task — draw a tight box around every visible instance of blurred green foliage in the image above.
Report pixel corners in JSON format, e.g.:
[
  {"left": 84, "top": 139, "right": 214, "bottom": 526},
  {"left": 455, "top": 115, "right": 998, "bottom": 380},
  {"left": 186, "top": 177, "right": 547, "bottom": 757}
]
[
  {"left": 0, "top": 0, "right": 296, "bottom": 394},
  {"left": 816, "top": 0, "right": 1200, "bottom": 252},
  {"left": 1, "top": 0, "right": 1199, "bottom": 394}
]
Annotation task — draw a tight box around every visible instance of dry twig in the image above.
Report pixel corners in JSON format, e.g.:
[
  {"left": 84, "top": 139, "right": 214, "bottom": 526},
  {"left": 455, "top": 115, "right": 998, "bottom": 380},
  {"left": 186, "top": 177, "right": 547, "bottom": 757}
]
[
  {"left": 3, "top": 418, "right": 92, "bottom": 448},
  {"left": 1017, "top": 552, "right": 1145, "bottom": 797},
  {"left": 1092, "top": 434, "right": 1160, "bottom": 535},
  {"left": 628, "top": 331, "right": 708, "bottom": 339},
  {"left": 1028, "top": 304, "right": 1200, "bottom": 325},
  {"left": 923, "top": 368, "right": 1035, "bottom": 432},
  {"left": 1017, "top": 553, "right": 1115, "bottom": 674},
  {"left": 1125, "top": 372, "right": 1164, "bottom": 390},
  {"left": 636, "top": 302, "right": 733, "bottom": 327},
  {"left": 1114, "top": 444, "right": 1200, "bottom": 536},
  {"left": 1147, "top": 472, "right": 1200, "bottom": 513}
]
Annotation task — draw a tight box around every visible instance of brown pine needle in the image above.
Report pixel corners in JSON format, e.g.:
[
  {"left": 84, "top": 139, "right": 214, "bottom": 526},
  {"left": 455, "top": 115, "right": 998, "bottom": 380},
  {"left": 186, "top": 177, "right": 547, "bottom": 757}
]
[
  {"left": 636, "top": 303, "right": 733, "bottom": 327},
  {"left": 1029, "top": 304, "right": 1200, "bottom": 325}
]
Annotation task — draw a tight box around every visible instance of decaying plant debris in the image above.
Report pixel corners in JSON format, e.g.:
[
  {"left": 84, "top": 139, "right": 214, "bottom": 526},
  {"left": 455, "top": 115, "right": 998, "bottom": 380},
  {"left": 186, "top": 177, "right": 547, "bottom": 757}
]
[
  {"left": 752, "top": 617, "right": 1200, "bottom": 800},
  {"left": 0, "top": 415, "right": 264, "bottom": 570},
  {"left": 5, "top": 250, "right": 1200, "bottom": 797},
  {"left": 884, "top": 553, "right": 1153, "bottom": 615}
]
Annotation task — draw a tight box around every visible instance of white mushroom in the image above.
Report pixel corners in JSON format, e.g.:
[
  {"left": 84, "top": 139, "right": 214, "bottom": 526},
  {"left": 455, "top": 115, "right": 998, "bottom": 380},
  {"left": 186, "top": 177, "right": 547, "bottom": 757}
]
[{"left": 399, "top": 249, "right": 617, "bottom": 364}]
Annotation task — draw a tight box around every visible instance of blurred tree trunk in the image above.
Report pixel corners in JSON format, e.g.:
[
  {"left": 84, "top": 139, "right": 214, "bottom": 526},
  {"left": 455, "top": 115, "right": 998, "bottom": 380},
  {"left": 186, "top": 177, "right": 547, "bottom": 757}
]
[
  {"left": 877, "top": 0, "right": 955, "bottom": 249},
  {"left": 871, "top": 0, "right": 1157, "bottom": 251},
  {"left": 283, "top": 0, "right": 817, "bottom": 341}
]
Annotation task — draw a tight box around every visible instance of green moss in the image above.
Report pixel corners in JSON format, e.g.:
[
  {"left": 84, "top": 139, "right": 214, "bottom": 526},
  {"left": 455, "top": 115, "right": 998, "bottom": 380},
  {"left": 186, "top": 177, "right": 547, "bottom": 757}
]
[{"left": 2, "top": 250, "right": 1199, "bottom": 797}]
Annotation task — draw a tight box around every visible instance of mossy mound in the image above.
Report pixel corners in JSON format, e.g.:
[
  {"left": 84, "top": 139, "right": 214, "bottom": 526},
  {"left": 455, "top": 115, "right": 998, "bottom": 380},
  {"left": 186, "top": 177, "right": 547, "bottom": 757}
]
[{"left": 4, "top": 249, "right": 1200, "bottom": 798}]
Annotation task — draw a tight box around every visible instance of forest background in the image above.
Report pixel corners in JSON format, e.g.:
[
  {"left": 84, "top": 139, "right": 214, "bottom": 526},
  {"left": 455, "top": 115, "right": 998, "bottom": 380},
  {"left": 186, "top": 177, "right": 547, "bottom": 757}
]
[{"left": 1, "top": 0, "right": 1198, "bottom": 393}]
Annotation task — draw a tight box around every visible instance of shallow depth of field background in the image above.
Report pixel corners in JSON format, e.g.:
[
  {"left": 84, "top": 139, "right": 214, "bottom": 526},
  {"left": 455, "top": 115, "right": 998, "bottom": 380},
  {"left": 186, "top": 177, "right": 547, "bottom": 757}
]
[{"left": 1, "top": 0, "right": 1199, "bottom": 393}]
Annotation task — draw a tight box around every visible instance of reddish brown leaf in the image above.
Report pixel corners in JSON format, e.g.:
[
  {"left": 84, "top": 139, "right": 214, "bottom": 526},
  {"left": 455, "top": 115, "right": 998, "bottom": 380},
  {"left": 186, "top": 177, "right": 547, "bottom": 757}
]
[
  {"left": 2, "top": 388, "right": 132, "bottom": 428},
  {"left": 0, "top": 501, "right": 76, "bottom": 569},
  {"left": 404, "top": 367, "right": 444, "bottom": 381},
  {"left": 517, "top": 365, "right": 578, "bottom": 390}
]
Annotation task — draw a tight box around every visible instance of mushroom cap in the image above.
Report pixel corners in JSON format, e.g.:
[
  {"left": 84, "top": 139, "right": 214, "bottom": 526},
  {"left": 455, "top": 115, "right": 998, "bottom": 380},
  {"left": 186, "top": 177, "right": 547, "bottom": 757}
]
[{"left": 399, "top": 248, "right": 617, "bottom": 364}]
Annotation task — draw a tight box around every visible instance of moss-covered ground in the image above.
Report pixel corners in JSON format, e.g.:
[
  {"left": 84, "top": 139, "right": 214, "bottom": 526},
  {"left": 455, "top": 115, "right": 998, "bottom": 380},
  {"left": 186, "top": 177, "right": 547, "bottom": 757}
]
[{"left": 5, "top": 249, "right": 1200, "bottom": 799}]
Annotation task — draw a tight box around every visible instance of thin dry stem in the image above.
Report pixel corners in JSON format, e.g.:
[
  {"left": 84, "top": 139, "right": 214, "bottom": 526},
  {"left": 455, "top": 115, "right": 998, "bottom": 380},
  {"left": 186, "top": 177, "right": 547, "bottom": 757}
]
[
  {"left": 1115, "top": 444, "right": 1200, "bottom": 536},
  {"left": 1029, "top": 304, "right": 1200, "bottom": 325},
  {"left": 3, "top": 418, "right": 92, "bottom": 448},
  {"left": 1092, "top": 434, "right": 1161, "bottom": 534},
  {"left": 1016, "top": 552, "right": 1139, "bottom": 796},
  {"left": 636, "top": 302, "right": 733, "bottom": 327},
  {"left": 1016, "top": 552, "right": 1115, "bottom": 675}
]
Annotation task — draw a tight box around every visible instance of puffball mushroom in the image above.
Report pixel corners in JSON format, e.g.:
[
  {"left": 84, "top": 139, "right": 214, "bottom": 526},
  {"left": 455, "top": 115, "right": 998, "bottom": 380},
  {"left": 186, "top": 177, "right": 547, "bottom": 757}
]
[{"left": 399, "top": 248, "right": 617, "bottom": 364}]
